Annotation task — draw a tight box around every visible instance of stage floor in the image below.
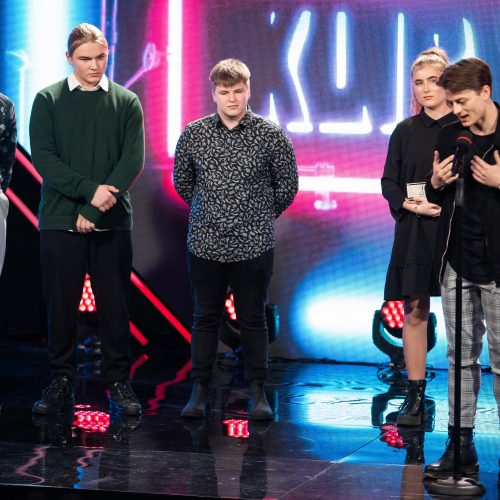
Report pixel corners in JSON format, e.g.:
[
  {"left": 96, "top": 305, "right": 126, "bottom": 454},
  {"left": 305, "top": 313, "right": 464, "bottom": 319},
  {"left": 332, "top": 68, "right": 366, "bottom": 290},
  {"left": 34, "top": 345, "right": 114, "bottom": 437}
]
[{"left": 0, "top": 340, "right": 498, "bottom": 499}]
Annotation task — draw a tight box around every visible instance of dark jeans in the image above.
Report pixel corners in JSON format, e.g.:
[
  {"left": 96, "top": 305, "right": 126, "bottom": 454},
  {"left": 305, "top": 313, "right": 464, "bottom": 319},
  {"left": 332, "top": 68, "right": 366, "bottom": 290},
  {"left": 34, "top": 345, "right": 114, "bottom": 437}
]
[
  {"left": 40, "top": 230, "right": 133, "bottom": 382},
  {"left": 187, "top": 249, "right": 274, "bottom": 381}
]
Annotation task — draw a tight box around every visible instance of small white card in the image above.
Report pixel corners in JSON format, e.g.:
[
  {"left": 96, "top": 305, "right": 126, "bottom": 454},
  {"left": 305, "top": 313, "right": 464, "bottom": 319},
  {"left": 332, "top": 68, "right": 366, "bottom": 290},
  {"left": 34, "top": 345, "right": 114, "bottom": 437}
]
[{"left": 406, "top": 182, "right": 427, "bottom": 200}]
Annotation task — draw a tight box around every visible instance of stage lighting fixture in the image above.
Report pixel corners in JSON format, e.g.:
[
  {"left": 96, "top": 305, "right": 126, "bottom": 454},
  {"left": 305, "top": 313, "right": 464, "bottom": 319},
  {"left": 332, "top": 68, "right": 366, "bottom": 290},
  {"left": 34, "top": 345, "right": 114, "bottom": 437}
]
[
  {"left": 223, "top": 419, "right": 249, "bottom": 439},
  {"left": 77, "top": 274, "right": 100, "bottom": 358},
  {"left": 219, "top": 290, "right": 279, "bottom": 350},
  {"left": 79, "top": 274, "right": 96, "bottom": 313},
  {"left": 73, "top": 410, "right": 110, "bottom": 433},
  {"left": 372, "top": 300, "right": 437, "bottom": 367}
]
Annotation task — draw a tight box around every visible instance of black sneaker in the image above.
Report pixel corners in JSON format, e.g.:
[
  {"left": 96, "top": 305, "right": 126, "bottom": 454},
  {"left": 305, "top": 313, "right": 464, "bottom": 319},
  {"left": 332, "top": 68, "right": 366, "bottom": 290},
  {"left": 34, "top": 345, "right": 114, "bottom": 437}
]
[
  {"left": 32, "top": 375, "right": 75, "bottom": 414},
  {"left": 109, "top": 380, "right": 142, "bottom": 416}
]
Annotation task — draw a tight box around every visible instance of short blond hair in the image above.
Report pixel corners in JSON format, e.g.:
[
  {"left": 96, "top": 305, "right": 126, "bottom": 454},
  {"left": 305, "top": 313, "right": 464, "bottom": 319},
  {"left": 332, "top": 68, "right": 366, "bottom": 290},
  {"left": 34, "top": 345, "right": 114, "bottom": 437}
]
[
  {"left": 67, "top": 23, "right": 108, "bottom": 56},
  {"left": 209, "top": 59, "right": 250, "bottom": 88}
]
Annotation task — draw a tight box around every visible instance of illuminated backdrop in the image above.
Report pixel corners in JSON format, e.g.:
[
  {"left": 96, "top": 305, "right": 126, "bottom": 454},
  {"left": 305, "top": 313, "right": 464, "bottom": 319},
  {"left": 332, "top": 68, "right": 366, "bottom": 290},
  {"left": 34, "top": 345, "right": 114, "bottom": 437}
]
[{"left": 1, "top": 0, "right": 497, "bottom": 367}]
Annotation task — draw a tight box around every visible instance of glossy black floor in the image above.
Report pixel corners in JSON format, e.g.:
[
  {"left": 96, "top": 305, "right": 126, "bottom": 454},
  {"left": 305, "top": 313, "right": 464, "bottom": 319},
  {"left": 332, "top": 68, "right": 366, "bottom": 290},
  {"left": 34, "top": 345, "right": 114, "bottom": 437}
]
[{"left": 0, "top": 336, "right": 498, "bottom": 499}]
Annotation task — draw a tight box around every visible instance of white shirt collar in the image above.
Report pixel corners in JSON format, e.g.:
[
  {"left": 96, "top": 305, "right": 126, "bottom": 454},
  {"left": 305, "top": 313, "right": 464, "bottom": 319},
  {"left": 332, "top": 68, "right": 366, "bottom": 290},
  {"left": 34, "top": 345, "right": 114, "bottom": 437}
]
[{"left": 67, "top": 72, "right": 109, "bottom": 92}]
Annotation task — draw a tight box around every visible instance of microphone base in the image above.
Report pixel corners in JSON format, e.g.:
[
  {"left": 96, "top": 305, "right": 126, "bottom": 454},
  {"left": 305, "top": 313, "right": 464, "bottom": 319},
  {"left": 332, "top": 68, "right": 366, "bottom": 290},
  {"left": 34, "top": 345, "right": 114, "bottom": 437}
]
[{"left": 425, "top": 475, "right": 485, "bottom": 496}]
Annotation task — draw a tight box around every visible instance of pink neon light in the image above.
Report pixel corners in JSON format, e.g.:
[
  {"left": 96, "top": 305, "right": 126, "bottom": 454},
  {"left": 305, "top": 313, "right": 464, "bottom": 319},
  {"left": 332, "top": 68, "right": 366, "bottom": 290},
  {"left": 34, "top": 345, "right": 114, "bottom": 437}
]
[
  {"left": 100, "top": 0, "right": 107, "bottom": 36},
  {"left": 15, "top": 148, "right": 42, "bottom": 183},
  {"left": 131, "top": 272, "right": 191, "bottom": 343},
  {"left": 14, "top": 445, "right": 48, "bottom": 483},
  {"left": 145, "top": 358, "right": 192, "bottom": 412},
  {"left": 130, "top": 352, "right": 149, "bottom": 379},
  {"left": 130, "top": 321, "right": 149, "bottom": 346},
  {"left": 5, "top": 188, "right": 39, "bottom": 229},
  {"left": 146, "top": 0, "right": 205, "bottom": 203}
]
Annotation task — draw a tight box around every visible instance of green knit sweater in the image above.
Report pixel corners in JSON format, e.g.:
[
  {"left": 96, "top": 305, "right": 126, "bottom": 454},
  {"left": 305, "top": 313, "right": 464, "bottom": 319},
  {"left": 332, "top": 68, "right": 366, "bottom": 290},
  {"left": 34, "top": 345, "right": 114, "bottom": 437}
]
[{"left": 29, "top": 79, "right": 144, "bottom": 230}]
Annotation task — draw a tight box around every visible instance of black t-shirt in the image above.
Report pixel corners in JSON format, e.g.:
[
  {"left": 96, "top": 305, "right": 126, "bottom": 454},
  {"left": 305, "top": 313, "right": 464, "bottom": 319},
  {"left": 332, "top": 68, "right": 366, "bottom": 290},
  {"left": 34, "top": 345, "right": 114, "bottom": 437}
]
[{"left": 447, "top": 132, "right": 494, "bottom": 283}]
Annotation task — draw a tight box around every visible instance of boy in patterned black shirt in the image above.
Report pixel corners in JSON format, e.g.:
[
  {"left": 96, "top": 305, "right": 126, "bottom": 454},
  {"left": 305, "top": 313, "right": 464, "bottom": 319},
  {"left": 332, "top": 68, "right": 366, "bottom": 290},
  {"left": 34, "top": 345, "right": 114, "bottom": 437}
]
[
  {"left": 0, "top": 92, "right": 17, "bottom": 276},
  {"left": 174, "top": 59, "right": 298, "bottom": 420}
]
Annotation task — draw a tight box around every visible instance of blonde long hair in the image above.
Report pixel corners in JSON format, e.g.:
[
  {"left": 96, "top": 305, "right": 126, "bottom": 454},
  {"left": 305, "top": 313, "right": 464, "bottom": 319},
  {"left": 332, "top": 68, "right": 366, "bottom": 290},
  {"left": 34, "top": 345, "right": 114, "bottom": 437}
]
[{"left": 410, "top": 47, "right": 449, "bottom": 115}]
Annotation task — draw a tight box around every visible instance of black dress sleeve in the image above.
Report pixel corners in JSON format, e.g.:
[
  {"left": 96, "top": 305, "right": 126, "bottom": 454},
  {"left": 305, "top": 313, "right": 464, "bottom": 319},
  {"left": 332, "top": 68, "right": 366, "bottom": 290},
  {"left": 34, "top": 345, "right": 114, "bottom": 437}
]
[{"left": 381, "top": 124, "right": 406, "bottom": 221}]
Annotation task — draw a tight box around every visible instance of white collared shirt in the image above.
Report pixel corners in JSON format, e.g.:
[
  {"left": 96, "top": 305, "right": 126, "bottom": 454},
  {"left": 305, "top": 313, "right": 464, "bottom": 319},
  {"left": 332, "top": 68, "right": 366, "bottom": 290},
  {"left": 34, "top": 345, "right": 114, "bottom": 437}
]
[{"left": 67, "top": 72, "right": 109, "bottom": 92}]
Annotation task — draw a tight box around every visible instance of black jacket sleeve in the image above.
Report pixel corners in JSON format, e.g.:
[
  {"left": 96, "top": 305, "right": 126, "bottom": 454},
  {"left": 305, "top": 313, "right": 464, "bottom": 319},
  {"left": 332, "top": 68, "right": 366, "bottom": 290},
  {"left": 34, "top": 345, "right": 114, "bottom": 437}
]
[{"left": 425, "top": 128, "right": 449, "bottom": 206}]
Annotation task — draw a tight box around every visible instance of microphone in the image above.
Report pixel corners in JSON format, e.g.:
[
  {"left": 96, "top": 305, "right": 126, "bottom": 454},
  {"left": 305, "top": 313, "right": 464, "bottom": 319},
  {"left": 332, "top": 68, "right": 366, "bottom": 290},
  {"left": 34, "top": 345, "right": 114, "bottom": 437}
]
[{"left": 451, "top": 131, "right": 473, "bottom": 176}]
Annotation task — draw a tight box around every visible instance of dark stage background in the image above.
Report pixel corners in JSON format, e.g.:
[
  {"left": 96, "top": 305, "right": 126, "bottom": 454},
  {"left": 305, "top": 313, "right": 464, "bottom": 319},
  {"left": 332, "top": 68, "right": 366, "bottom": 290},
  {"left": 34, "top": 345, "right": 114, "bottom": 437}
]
[{"left": 1, "top": 0, "right": 498, "bottom": 367}]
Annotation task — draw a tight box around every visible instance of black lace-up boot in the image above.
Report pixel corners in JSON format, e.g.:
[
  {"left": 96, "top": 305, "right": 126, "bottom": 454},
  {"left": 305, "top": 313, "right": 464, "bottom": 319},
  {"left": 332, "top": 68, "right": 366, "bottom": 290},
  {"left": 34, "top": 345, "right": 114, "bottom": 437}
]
[
  {"left": 424, "top": 426, "right": 479, "bottom": 478},
  {"left": 109, "top": 380, "right": 142, "bottom": 416},
  {"left": 398, "top": 426, "right": 425, "bottom": 465},
  {"left": 248, "top": 380, "right": 273, "bottom": 421},
  {"left": 181, "top": 379, "right": 209, "bottom": 418},
  {"left": 397, "top": 379, "right": 427, "bottom": 426},
  {"left": 32, "top": 375, "right": 75, "bottom": 414}
]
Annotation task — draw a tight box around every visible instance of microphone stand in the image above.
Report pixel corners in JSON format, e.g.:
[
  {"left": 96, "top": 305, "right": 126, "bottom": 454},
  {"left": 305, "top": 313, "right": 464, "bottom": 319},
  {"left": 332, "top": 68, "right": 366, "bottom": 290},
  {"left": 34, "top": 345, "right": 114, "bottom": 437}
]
[{"left": 426, "top": 168, "right": 485, "bottom": 496}]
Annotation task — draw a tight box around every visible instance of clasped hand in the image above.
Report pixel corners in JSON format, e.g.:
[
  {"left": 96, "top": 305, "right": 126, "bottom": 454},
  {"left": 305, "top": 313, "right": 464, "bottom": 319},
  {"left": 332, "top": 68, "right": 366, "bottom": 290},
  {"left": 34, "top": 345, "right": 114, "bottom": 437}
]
[
  {"left": 91, "top": 184, "right": 120, "bottom": 212},
  {"left": 76, "top": 185, "right": 119, "bottom": 233},
  {"left": 404, "top": 198, "right": 441, "bottom": 217}
]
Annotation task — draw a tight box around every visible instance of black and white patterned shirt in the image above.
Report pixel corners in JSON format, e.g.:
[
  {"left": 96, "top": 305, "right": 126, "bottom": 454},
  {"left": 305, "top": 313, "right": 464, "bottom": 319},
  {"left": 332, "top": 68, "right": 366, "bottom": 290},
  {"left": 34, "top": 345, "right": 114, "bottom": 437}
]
[
  {"left": 174, "top": 109, "right": 298, "bottom": 262},
  {"left": 0, "top": 93, "right": 17, "bottom": 192}
]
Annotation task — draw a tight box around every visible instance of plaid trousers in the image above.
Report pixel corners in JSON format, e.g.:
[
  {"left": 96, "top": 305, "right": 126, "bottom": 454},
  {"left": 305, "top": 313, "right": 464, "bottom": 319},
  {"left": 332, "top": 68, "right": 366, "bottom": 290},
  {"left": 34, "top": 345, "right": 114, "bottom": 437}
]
[{"left": 441, "top": 263, "right": 500, "bottom": 428}]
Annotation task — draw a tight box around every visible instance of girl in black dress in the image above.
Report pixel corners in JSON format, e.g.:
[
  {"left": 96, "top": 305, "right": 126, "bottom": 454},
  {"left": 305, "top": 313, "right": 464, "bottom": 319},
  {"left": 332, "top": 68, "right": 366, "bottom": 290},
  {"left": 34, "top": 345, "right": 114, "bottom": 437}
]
[{"left": 382, "top": 48, "right": 455, "bottom": 425}]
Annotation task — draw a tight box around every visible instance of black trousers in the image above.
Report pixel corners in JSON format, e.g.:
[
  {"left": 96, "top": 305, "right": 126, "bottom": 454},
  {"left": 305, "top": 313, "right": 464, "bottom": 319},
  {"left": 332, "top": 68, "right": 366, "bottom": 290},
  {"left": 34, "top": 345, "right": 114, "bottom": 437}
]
[
  {"left": 40, "top": 230, "right": 132, "bottom": 382},
  {"left": 187, "top": 249, "right": 274, "bottom": 381}
]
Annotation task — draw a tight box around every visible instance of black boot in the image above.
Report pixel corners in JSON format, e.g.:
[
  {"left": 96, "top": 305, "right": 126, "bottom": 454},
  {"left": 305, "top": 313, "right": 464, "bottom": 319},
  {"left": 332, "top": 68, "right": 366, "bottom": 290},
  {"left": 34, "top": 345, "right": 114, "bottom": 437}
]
[
  {"left": 248, "top": 380, "right": 273, "bottom": 421},
  {"left": 424, "top": 427, "right": 479, "bottom": 478},
  {"left": 398, "top": 426, "right": 425, "bottom": 465},
  {"left": 32, "top": 375, "right": 75, "bottom": 414},
  {"left": 109, "top": 380, "right": 142, "bottom": 416},
  {"left": 397, "top": 379, "right": 427, "bottom": 426},
  {"left": 108, "top": 414, "right": 142, "bottom": 443},
  {"left": 32, "top": 412, "right": 74, "bottom": 447},
  {"left": 181, "top": 379, "right": 209, "bottom": 418}
]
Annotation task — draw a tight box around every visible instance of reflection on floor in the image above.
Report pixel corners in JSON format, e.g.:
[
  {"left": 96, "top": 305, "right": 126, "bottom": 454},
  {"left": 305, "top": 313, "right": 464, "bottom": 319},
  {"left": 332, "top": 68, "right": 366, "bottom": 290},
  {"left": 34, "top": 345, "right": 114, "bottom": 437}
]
[{"left": 0, "top": 341, "right": 498, "bottom": 499}]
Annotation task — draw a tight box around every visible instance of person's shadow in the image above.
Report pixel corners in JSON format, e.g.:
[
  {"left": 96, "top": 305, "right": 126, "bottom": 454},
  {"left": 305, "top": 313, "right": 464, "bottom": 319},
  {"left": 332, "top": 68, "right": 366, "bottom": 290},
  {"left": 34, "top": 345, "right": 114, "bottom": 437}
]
[
  {"left": 183, "top": 418, "right": 273, "bottom": 499},
  {"left": 240, "top": 420, "right": 273, "bottom": 499}
]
